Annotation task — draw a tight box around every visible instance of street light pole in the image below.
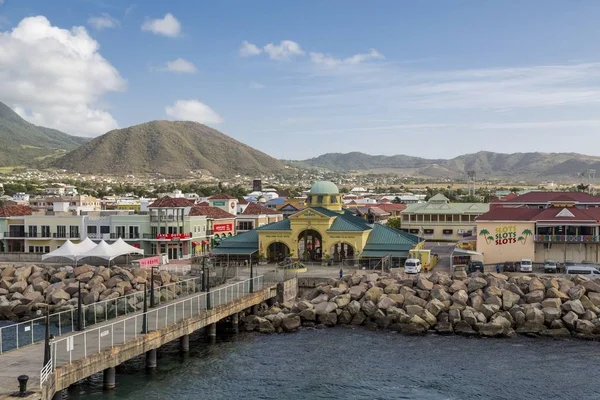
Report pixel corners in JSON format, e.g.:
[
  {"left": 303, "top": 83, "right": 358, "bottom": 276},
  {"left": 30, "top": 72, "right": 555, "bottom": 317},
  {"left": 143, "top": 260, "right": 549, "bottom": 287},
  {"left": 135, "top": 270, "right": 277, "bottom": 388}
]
[
  {"left": 77, "top": 280, "right": 83, "bottom": 331},
  {"left": 142, "top": 282, "right": 148, "bottom": 334},
  {"left": 249, "top": 257, "right": 254, "bottom": 293},
  {"left": 150, "top": 266, "right": 157, "bottom": 308},
  {"left": 43, "top": 306, "right": 50, "bottom": 366}
]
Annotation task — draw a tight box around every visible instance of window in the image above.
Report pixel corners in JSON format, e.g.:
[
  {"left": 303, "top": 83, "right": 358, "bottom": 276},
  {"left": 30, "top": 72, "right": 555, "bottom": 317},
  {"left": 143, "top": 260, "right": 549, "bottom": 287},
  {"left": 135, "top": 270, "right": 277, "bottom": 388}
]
[
  {"left": 409, "top": 229, "right": 420, "bottom": 234},
  {"left": 45, "top": 246, "right": 50, "bottom": 253},
  {"left": 443, "top": 229, "right": 453, "bottom": 235},
  {"left": 128, "top": 226, "right": 139, "bottom": 238},
  {"left": 87, "top": 226, "right": 97, "bottom": 234},
  {"left": 29, "top": 246, "right": 34, "bottom": 253},
  {"left": 100, "top": 226, "right": 110, "bottom": 234},
  {"left": 317, "top": 195, "right": 323, "bottom": 203},
  {"left": 70, "top": 225, "right": 79, "bottom": 238},
  {"left": 56, "top": 225, "right": 67, "bottom": 238},
  {"left": 330, "top": 196, "right": 337, "bottom": 203},
  {"left": 306, "top": 195, "right": 312, "bottom": 203},
  {"left": 237, "top": 221, "right": 254, "bottom": 230},
  {"left": 424, "top": 229, "right": 434, "bottom": 234},
  {"left": 28, "top": 225, "right": 38, "bottom": 237},
  {"left": 115, "top": 226, "right": 126, "bottom": 237},
  {"left": 41, "top": 226, "right": 51, "bottom": 237}
]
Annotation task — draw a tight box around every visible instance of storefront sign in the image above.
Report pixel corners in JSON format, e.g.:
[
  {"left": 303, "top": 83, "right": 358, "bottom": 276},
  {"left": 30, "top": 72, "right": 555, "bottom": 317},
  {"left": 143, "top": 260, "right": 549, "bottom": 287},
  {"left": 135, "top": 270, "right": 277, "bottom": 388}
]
[
  {"left": 135, "top": 256, "right": 162, "bottom": 269},
  {"left": 212, "top": 201, "right": 226, "bottom": 206},
  {"left": 155, "top": 233, "right": 191, "bottom": 240},
  {"left": 479, "top": 226, "right": 533, "bottom": 246},
  {"left": 214, "top": 223, "right": 233, "bottom": 232}
]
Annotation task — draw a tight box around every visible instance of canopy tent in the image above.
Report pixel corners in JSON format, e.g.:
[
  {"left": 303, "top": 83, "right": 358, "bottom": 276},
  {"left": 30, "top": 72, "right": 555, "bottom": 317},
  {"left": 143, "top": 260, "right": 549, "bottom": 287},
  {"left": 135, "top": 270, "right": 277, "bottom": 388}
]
[
  {"left": 110, "top": 238, "right": 144, "bottom": 257},
  {"left": 41, "top": 240, "right": 79, "bottom": 261},
  {"left": 452, "top": 248, "right": 482, "bottom": 256},
  {"left": 76, "top": 240, "right": 122, "bottom": 262},
  {"left": 72, "top": 237, "right": 97, "bottom": 254}
]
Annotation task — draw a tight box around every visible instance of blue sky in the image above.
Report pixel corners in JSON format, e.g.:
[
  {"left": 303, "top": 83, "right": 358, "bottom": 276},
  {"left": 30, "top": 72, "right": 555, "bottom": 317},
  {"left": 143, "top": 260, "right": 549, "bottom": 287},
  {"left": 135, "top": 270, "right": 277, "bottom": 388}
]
[{"left": 1, "top": 0, "right": 600, "bottom": 160}]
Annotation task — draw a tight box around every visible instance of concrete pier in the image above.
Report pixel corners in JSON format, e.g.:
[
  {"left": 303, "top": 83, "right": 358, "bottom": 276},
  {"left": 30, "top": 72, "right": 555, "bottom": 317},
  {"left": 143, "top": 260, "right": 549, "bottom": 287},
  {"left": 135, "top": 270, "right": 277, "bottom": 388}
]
[
  {"left": 103, "top": 367, "right": 116, "bottom": 390},
  {"left": 231, "top": 313, "right": 239, "bottom": 334},
  {"left": 180, "top": 335, "right": 190, "bottom": 352},
  {"left": 251, "top": 305, "right": 259, "bottom": 314},
  {"left": 146, "top": 349, "right": 157, "bottom": 369},
  {"left": 207, "top": 323, "right": 217, "bottom": 342}
]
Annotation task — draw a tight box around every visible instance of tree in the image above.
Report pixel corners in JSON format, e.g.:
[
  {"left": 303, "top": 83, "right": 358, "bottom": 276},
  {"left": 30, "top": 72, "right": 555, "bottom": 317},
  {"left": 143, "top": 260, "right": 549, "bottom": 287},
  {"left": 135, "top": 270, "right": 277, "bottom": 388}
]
[{"left": 387, "top": 217, "right": 402, "bottom": 230}]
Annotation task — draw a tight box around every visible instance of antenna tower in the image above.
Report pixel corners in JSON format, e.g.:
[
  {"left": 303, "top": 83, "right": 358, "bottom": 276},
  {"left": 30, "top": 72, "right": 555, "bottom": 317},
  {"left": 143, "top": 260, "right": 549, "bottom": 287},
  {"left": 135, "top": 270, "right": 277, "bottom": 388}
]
[{"left": 467, "top": 170, "right": 476, "bottom": 197}]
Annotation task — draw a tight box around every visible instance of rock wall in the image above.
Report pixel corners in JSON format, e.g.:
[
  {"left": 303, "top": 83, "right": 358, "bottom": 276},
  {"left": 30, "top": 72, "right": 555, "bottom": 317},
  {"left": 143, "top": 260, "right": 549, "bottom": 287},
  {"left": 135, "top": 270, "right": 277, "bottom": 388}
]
[
  {"left": 241, "top": 270, "right": 600, "bottom": 339},
  {"left": 0, "top": 264, "right": 186, "bottom": 321}
]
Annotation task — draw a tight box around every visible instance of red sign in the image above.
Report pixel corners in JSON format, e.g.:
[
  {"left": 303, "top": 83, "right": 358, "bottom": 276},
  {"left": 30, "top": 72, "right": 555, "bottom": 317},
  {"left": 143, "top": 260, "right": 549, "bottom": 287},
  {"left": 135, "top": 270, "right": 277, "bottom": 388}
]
[
  {"left": 214, "top": 223, "right": 233, "bottom": 232},
  {"left": 136, "top": 256, "right": 161, "bottom": 269},
  {"left": 155, "top": 233, "right": 191, "bottom": 240}
]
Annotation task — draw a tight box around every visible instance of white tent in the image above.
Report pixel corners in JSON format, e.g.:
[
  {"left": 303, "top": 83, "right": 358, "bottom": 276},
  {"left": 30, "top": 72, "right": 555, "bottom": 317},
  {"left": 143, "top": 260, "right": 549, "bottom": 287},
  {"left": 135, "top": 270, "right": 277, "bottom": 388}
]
[
  {"left": 76, "top": 240, "right": 122, "bottom": 262},
  {"left": 41, "top": 240, "right": 79, "bottom": 261},
  {"left": 72, "top": 237, "right": 97, "bottom": 254},
  {"left": 110, "top": 238, "right": 144, "bottom": 257}
]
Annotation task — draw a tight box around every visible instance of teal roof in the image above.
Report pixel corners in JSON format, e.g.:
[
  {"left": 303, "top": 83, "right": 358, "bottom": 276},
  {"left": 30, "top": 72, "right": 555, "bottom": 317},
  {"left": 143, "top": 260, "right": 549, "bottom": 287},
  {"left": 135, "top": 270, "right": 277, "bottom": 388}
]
[
  {"left": 211, "top": 230, "right": 258, "bottom": 255},
  {"left": 328, "top": 217, "right": 365, "bottom": 232},
  {"left": 309, "top": 181, "right": 339, "bottom": 195},
  {"left": 361, "top": 224, "right": 422, "bottom": 257},
  {"left": 257, "top": 219, "right": 291, "bottom": 231},
  {"left": 402, "top": 200, "right": 489, "bottom": 215}
]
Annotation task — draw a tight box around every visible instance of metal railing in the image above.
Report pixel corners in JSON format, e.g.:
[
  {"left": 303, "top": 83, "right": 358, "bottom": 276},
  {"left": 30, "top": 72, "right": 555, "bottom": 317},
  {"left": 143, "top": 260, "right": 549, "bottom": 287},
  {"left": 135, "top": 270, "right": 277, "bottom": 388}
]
[
  {"left": 109, "top": 233, "right": 140, "bottom": 239},
  {"left": 40, "top": 359, "right": 53, "bottom": 387},
  {"left": 48, "top": 276, "right": 264, "bottom": 371},
  {"left": 0, "top": 276, "right": 201, "bottom": 354},
  {"left": 159, "top": 264, "right": 192, "bottom": 275},
  {"left": 534, "top": 234, "right": 600, "bottom": 243}
]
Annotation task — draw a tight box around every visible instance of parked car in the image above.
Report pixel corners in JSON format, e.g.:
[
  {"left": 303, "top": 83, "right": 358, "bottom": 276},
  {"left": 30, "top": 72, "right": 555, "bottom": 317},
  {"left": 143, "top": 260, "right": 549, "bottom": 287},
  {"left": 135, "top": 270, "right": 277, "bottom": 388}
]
[
  {"left": 404, "top": 258, "right": 422, "bottom": 274},
  {"left": 470, "top": 260, "right": 484, "bottom": 273},
  {"left": 566, "top": 265, "right": 600, "bottom": 278},
  {"left": 544, "top": 260, "right": 558, "bottom": 273},
  {"left": 520, "top": 258, "right": 533, "bottom": 273},
  {"left": 503, "top": 261, "right": 517, "bottom": 272}
]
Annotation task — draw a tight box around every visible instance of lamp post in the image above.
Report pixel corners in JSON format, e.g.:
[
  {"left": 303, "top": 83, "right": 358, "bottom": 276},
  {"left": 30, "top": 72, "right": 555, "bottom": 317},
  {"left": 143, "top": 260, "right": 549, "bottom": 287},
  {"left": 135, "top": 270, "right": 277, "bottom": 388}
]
[
  {"left": 142, "top": 282, "right": 148, "bottom": 334},
  {"left": 249, "top": 256, "right": 254, "bottom": 293},
  {"left": 204, "top": 257, "right": 212, "bottom": 310},
  {"left": 43, "top": 305, "right": 50, "bottom": 367},
  {"left": 150, "top": 266, "right": 158, "bottom": 308},
  {"left": 76, "top": 280, "right": 84, "bottom": 331}
]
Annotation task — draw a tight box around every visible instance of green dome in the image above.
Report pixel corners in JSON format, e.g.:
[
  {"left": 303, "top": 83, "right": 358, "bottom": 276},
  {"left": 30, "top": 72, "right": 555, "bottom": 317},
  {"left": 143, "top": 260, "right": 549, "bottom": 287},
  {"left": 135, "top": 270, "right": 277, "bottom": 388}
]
[{"left": 309, "top": 181, "right": 339, "bottom": 195}]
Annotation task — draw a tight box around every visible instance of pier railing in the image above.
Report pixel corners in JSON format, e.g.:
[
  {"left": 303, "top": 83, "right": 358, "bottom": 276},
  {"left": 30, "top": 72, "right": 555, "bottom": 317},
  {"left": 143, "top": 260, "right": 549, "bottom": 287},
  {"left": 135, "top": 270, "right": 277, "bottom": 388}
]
[
  {"left": 47, "top": 276, "right": 264, "bottom": 375},
  {"left": 0, "top": 276, "right": 202, "bottom": 354}
]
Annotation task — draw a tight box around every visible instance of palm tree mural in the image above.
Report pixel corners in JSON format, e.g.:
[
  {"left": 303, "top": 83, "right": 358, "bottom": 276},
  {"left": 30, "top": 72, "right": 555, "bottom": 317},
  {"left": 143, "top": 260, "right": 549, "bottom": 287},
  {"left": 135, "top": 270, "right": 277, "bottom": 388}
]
[
  {"left": 479, "top": 229, "right": 491, "bottom": 244},
  {"left": 487, "top": 236, "right": 494, "bottom": 243},
  {"left": 521, "top": 229, "right": 533, "bottom": 244},
  {"left": 518, "top": 236, "right": 525, "bottom": 244}
]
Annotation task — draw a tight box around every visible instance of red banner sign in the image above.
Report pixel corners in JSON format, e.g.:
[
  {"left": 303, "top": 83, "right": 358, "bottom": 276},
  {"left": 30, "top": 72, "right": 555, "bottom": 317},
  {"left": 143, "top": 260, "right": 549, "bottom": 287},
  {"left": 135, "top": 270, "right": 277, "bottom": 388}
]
[
  {"left": 214, "top": 223, "right": 233, "bottom": 232},
  {"left": 155, "top": 233, "right": 191, "bottom": 240},
  {"left": 136, "top": 256, "right": 161, "bottom": 269}
]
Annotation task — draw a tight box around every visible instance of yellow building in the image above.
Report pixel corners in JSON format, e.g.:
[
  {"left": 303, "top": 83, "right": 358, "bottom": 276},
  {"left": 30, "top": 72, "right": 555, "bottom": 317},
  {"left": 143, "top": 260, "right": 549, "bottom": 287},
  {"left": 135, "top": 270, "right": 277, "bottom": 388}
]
[{"left": 213, "top": 181, "right": 422, "bottom": 266}]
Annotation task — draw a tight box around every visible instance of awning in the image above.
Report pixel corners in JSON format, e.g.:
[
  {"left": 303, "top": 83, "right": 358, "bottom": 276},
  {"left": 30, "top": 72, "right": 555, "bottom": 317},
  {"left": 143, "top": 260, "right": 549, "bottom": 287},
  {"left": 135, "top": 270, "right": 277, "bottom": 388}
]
[
  {"left": 192, "top": 241, "right": 199, "bottom": 246},
  {"left": 452, "top": 248, "right": 482, "bottom": 256},
  {"left": 211, "top": 248, "right": 258, "bottom": 255},
  {"left": 201, "top": 240, "right": 209, "bottom": 245},
  {"left": 360, "top": 250, "right": 409, "bottom": 258}
]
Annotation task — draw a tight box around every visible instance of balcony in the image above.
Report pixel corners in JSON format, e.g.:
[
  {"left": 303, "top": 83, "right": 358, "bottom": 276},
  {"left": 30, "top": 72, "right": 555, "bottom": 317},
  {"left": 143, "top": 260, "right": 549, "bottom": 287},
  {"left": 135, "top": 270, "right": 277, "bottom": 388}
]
[
  {"left": 143, "top": 233, "right": 192, "bottom": 240},
  {"left": 534, "top": 235, "right": 600, "bottom": 243},
  {"left": 206, "top": 229, "right": 214, "bottom": 235},
  {"left": 3, "top": 232, "right": 53, "bottom": 238},
  {"left": 109, "top": 233, "right": 140, "bottom": 240},
  {"left": 150, "top": 216, "right": 184, "bottom": 222},
  {"left": 53, "top": 233, "right": 81, "bottom": 239}
]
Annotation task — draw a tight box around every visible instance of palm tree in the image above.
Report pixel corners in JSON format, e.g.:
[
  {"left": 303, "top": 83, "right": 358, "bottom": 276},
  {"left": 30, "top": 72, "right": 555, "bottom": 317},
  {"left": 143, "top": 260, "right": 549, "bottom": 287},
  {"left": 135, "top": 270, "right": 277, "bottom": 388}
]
[
  {"left": 479, "top": 229, "right": 491, "bottom": 244},
  {"left": 487, "top": 236, "right": 494, "bottom": 243},
  {"left": 518, "top": 236, "right": 525, "bottom": 244},
  {"left": 521, "top": 229, "right": 533, "bottom": 244}
]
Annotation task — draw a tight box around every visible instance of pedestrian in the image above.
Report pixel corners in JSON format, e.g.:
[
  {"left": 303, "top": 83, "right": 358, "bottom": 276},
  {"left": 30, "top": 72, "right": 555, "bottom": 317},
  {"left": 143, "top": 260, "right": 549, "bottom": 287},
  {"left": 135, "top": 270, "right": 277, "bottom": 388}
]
[
  {"left": 339, "top": 268, "right": 343, "bottom": 279},
  {"left": 496, "top": 264, "right": 501, "bottom": 273}
]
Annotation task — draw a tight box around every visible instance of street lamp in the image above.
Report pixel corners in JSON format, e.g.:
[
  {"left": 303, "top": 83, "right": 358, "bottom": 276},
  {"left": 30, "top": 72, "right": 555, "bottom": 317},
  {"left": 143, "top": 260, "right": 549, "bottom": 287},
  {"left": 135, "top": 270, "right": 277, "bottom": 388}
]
[
  {"left": 150, "top": 266, "right": 158, "bottom": 308},
  {"left": 43, "top": 305, "right": 50, "bottom": 367},
  {"left": 76, "top": 280, "right": 84, "bottom": 331},
  {"left": 141, "top": 282, "right": 148, "bottom": 334},
  {"left": 249, "top": 256, "right": 254, "bottom": 293}
]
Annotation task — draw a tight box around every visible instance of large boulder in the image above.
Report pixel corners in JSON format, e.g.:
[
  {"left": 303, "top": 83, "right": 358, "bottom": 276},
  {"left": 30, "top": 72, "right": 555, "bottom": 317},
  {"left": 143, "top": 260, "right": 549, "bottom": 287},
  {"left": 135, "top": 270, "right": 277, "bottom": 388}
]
[
  {"left": 546, "top": 287, "right": 569, "bottom": 301},
  {"left": 466, "top": 277, "right": 487, "bottom": 292},
  {"left": 449, "top": 280, "right": 467, "bottom": 293},
  {"left": 568, "top": 286, "right": 586, "bottom": 301},
  {"left": 334, "top": 294, "right": 351, "bottom": 308},
  {"left": 562, "top": 311, "right": 579, "bottom": 329},
  {"left": 542, "top": 307, "right": 562, "bottom": 324},
  {"left": 74, "top": 265, "right": 94, "bottom": 277},
  {"left": 14, "top": 266, "right": 33, "bottom": 282},
  {"left": 76, "top": 271, "right": 95, "bottom": 283},
  {"left": 349, "top": 284, "right": 368, "bottom": 300},
  {"left": 351, "top": 311, "right": 366, "bottom": 325},
  {"left": 528, "top": 278, "right": 545, "bottom": 292},
  {"left": 363, "top": 286, "right": 384, "bottom": 303},
  {"left": 430, "top": 288, "right": 451, "bottom": 302},
  {"left": 346, "top": 300, "right": 361, "bottom": 315},
  {"left": 318, "top": 312, "right": 338, "bottom": 327},
  {"left": 50, "top": 289, "right": 70, "bottom": 304},
  {"left": 416, "top": 275, "right": 434, "bottom": 291},
  {"left": 377, "top": 296, "right": 397, "bottom": 310},
  {"left": 451, "top": 290, "right": 469, "bottom": 305},
  {"left": 541, "top": 298, "right": 562, "bottom": 309},
  {"left": 562, "top": 300, "right": 586, "bottom": 316},
  {"left": 479, "top": 322, "right": 504, "bottom": 337},
  {"left": 502, "top": 290, "right": 520, "bottom": 310},
  {"left": 310, "top": 293, "right": 329, "bottom": 305},
  {"left": 281, "top": 315, "right": 301, "bottom": 332},
  {"left": 582, "top": 280, "right": 600, "bottom": 293},
  {"left": 296, "top": 300, "right": 314, "bottom": 312},
  {"left": 361, "top": 300, "right": 378, "bottom": 317},
  {"left": 9, "top": 280, "right": 27, "bottom": 294},
  {"left": 384, "top": 283, "right": 401, "bottom": 294},
  {"left": 258, "top": 319, "right": 276, "bottom": 333},
  {"left": 525, "top": 290, "right": 545, "bottom": 304},
  {"left": 454, "top": 321, "right": 476, "bottom": 335},
  {"left": 575, "top": 319, "right": 597, "bottom": 334},
  {"left": 21, "top": 290, "right": 44, "bottom": 305},
  {"left": 299, "top": 308, "right": 316, "bottom": 321},
  {"left": 1, "top": 265, "right": 16, "bottom": 278},
  {"left": 404, "top": 295, "right": 427, "bottom": 308},
  {"left": 426, "top": 298, "right": 446, "bottom": 317}
]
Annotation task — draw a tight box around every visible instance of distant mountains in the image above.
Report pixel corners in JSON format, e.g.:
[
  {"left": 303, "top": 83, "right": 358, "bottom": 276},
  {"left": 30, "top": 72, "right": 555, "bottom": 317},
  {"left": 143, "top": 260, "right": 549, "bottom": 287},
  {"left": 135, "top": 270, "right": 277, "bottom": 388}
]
[
  {"left": 52, "top": 120, "right": 285, "bottom": 177},
  {"left": 299, "top": 151, "right": 600, "bottom": 182},
  {"left": 0, "top": 102, "right": 88, "bottom": 167}
]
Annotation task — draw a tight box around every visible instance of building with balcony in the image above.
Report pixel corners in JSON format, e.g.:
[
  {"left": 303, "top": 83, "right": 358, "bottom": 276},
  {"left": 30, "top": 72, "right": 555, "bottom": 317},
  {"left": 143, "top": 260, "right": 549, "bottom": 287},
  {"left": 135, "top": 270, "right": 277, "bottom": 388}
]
[
  {"left": 477, "top": 191, "right": 600, "bottom": 265},
  {"left": 400, "top": 194, "right": 489, "bottom": 241},
  {"left": 236, "top": 203, "right": 283, "bottom": 233},
  {"left": 29, "top": 195, "right": 101, "bottom": 215},
  {"left": 208, "top": 193, "right": 238, "bottom": 214},
  {"left": 189, "top": 205, "right": 236, "bottom": 247}
]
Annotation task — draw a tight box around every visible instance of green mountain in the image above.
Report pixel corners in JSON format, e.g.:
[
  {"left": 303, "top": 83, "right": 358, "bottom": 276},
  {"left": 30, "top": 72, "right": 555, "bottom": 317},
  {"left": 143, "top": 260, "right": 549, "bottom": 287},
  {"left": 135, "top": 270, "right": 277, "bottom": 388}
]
[
  {"left": 52, "top": 120, "right": 286, "bottom": 177},
  {"left": 300, "top": 151, "right": 600, "bottom": 182},
  {"left": 0, "top": 102, "right": 88, "bottom": 167}
]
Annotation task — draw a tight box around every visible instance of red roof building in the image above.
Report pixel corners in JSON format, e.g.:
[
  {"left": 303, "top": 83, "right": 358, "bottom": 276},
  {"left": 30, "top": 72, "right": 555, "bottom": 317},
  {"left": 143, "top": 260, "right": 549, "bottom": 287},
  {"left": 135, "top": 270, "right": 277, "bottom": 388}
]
[
  {"left": 0, "top": 205, "right": 33, "bottom": 217},
  {"left": 491, "top": 191, "right": 600, "bottom": 209},
  {"left": 208, "top": 193, "right": 237, "bottom": 200},
  {"left": 190, "top": 206, "right": 236, "bottom": 219},
  {"left": 376, "top": 203, "right": 407, "bottom": 217},
  {"left": 149, "top": 196, "right": 195, "bottom": 208}
]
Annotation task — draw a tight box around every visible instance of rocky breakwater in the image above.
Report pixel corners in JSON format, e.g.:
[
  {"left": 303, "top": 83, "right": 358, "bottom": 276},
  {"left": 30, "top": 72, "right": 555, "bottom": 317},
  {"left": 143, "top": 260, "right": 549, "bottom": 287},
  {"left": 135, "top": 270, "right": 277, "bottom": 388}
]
[
  {"left": 0, "top": 264, "right": 185, "bottom": 322},
  {"left": 241, "top": 270, "right": 600, "bottom": 339}
]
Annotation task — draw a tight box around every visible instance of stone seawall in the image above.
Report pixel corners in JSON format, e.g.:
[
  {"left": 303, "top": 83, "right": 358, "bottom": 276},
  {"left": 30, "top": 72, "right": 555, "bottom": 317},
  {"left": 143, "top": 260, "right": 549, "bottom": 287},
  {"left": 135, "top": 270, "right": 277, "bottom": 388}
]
[{"left": 241, "top": 270, "right": 600, "bottom": 339}]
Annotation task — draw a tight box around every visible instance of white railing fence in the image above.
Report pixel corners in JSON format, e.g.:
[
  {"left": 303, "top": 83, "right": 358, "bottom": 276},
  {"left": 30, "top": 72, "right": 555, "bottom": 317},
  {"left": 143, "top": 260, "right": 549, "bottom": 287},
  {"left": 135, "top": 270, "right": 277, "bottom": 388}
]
[
  {"left": 48, "top": 276, "right": 264, "bottom": 372},
  {"left": 0, "top": 276, "right": 201, "bottom": 354},
  {"left": 40, "top": 358, "right": 53, "bottom": 388}
]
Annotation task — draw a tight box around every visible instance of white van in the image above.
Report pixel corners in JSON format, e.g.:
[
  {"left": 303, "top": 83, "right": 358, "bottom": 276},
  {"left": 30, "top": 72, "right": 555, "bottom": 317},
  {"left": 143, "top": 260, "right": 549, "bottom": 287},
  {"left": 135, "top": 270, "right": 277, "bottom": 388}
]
[
  {"left": 520, "top": 259, "right": 533, "bottom": 273},
  {"left": 404, "top": 258, "right": 422, "bottom": 274},
  {"left": 566, "top": 265, "right": 600, "bottom": 278}
]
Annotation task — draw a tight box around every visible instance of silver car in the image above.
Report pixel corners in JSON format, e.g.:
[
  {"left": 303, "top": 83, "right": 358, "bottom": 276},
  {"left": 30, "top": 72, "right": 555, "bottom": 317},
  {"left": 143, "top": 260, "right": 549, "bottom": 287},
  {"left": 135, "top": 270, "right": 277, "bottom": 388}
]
[{"left": 544, "top": 260, "right": 557, "bottom": 273}]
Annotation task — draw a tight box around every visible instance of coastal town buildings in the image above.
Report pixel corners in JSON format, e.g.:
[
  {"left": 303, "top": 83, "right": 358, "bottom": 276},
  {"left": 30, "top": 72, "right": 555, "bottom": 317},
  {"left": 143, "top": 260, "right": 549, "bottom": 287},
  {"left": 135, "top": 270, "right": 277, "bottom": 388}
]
[
  {"left": 476, "top": 191, "right": 600, "bottom": 265},
  {"left": 400, "top": 194, "right": 489, "bottom": 241}
]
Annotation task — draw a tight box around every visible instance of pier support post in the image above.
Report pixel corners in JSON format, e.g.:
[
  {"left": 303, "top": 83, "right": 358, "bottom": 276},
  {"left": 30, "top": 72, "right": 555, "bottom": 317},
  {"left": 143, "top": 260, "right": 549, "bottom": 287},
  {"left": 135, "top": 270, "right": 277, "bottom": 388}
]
[
  {"left": 180, "top": 334, "right": 190, "bottom": 352},
  {"left": 231, "top": 313, "right": 239, "bottom": 334},
  {"left": 207, "top": 323, "right": 216, "bottom": 342},
  {"left": 146, "top": 349, "right": 157, "bottom": 369},
  {"left": 103, "top": 367, "right": 116, "bottom": 390},
  {"left": 251, "top": 305, "right": 259, "bottom": 315},
  {"left": 52, "top": 390, "right": 63, "bottom": 400}
]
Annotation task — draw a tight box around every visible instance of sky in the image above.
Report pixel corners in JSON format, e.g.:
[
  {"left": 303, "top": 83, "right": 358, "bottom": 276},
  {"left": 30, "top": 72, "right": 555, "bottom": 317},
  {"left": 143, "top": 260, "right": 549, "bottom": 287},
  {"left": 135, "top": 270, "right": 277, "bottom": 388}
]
[{"left": 1, "top": 1, "right": 600, "bottom": 160}]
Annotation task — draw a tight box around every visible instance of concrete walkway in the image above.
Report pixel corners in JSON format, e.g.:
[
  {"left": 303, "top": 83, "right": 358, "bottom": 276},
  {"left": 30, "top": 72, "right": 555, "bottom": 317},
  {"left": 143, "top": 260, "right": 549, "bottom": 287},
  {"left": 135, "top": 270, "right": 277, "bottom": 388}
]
[{"left": 0, "top": 277, "right": 264, "bottom": 396}]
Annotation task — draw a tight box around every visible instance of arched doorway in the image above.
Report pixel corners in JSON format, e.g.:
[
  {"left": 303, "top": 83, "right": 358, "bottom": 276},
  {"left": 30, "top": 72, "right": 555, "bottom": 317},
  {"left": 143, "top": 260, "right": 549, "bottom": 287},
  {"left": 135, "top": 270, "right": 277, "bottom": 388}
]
[
  {"left": 298, "top": 229, "right": 323, "bottom": 261},
  {"left": 267, "top": 242, "right": 290, "bottom": 262},
  {"left": 328, "top": 242, "right": 355, "bottom": 262}
]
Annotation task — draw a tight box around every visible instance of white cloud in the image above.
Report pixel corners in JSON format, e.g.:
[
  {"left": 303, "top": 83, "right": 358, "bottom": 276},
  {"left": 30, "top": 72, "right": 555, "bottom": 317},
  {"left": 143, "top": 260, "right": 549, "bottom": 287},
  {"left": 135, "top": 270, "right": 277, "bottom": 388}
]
[
  {"left": 163, "top": 58, "right": 197, "bottom": 74},
  {"left": 239, "top": 40, "right": 262, "bottom": 57},
  {"left": 249, "top": 81, "right": 265, "bottom": 89},
  {"left": 0, "top": 16, "right": 126, "bottom": 136},
  {"left": 88, "top": 13, "right": 119, "bottom": 30},
  {"left": 141, "top": 13, "right": 181, "bottom": 37},
  {"left": 310, "top": 48, "right": 385, "bottom": 67},
  {"left": 263, "top": 40, "right": 304, "bottom": 61},
  {"left": 165, "top": 99, "right": 223, "bottom": 124}
]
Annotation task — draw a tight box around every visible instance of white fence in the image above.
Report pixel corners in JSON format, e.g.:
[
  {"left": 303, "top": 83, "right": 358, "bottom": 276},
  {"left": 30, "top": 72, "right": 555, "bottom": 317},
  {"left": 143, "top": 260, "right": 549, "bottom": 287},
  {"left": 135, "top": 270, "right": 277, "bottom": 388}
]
[{"left": 47, "top": 276, "right": 264, "bottom": 372}]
